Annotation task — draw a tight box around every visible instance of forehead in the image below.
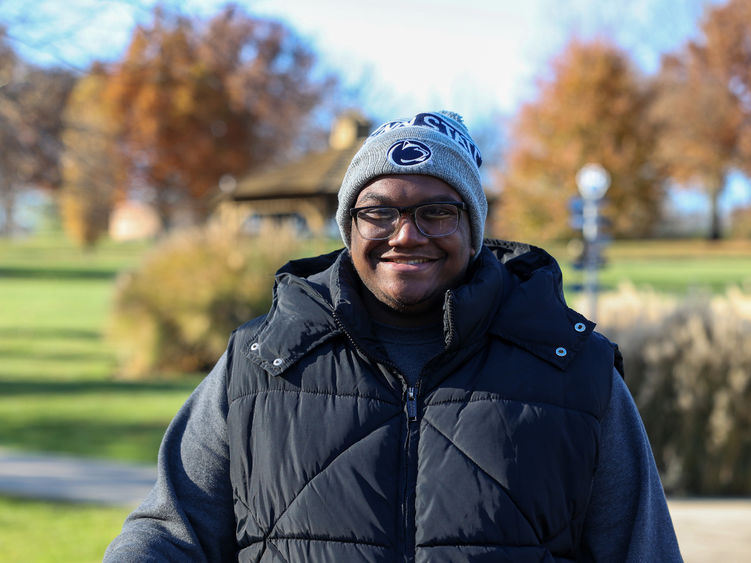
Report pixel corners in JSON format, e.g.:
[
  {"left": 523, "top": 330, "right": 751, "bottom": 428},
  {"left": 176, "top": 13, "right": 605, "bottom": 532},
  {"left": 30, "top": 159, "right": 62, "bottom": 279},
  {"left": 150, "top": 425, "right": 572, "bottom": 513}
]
[{"left": 355, "top": 174, "right": 462, "bottom": 206}]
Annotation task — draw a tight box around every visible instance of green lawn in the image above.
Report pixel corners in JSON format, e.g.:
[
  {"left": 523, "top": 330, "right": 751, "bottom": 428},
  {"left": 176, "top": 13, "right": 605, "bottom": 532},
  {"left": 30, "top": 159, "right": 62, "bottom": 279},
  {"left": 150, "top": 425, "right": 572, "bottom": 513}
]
[
  {"left": 554, "top": 239, "right": 751, "bottom": 295},
  {"left": 0, "top": 236, "right": 196, "bottom": 561},
  {"left": 0, "top": 236, "right": 201, "bottom": 463},
  {"left": 0, "top": 496, "right": 131, "bottom": 563}
]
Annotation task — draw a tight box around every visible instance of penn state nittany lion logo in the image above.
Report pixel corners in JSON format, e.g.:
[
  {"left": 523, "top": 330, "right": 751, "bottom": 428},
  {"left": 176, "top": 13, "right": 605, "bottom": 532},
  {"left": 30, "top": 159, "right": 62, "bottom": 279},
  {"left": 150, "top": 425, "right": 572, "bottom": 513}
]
[{"left": 387, "top": 140, "right": 432, "bottom": 166}]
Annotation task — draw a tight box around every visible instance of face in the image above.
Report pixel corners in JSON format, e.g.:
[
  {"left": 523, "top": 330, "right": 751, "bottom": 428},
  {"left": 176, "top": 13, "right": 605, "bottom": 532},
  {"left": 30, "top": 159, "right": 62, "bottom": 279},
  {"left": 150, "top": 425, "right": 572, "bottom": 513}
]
[{"left": 350, "top": 174, "right": 475, "bottom": 324}]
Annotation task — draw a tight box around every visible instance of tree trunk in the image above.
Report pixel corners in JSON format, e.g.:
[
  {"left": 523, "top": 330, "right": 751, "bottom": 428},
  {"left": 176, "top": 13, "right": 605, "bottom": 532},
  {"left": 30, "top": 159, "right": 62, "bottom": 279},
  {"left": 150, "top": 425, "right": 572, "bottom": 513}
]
[
  {"left": 707, "top": 179, "right": 723, "bottom": 241},
  {"left": 0, "top": 179, "right": 16, "bottom": 237}
]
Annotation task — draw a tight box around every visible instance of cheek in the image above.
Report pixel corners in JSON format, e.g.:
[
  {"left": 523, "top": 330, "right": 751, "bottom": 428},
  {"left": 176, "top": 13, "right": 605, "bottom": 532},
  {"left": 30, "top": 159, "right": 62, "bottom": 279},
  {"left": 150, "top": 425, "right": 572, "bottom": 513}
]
[{"left": 350, "top": 236, "right": 377, "bottom": 272}]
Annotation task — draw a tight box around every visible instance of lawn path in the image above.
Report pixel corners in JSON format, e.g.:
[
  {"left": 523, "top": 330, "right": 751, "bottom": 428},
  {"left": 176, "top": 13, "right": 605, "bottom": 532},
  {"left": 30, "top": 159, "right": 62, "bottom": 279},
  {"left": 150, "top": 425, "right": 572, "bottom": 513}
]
[{"left": 0, "top": 447, "right": 155, "bottom": 505}]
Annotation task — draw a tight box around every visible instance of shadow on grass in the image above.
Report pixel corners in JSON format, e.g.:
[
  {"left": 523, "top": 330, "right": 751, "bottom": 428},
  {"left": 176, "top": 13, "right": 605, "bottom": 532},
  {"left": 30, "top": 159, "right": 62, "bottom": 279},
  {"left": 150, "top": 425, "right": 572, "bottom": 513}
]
[
  {"left": 0, "top": 418, "right": 170, "bottom": 463},
  {"left": 0, "top": 267, "right": 120, "bottom": 280},
  {"left": 0, "top": 327, "right": 102, "bottom": 340},
  {"left": 0, "top": 349, "right": 114, "bottom": 363},
  {"left": 0, "top": 378, "right": 200, "bottom": 396}
]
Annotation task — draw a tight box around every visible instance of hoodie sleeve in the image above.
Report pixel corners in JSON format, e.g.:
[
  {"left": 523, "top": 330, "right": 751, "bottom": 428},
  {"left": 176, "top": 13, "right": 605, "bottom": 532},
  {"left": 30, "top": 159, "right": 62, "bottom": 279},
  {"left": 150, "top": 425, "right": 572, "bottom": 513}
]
[
  {"left": 103, "top": 352, "right": 236, "bottom": 562},
  {"left": 579, "top": 368, "right": 683, "bottom": 562}
]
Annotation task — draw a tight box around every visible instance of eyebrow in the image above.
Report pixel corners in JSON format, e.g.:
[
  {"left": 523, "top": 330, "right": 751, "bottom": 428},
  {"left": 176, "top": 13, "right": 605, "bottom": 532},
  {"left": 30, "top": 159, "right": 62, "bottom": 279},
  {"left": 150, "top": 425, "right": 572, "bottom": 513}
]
[
  {"left": 356, "top": 193, "right": 391, "bottom": 205},
  {"left": 355, "top": 193, "right": 462, "bottom": 206}
]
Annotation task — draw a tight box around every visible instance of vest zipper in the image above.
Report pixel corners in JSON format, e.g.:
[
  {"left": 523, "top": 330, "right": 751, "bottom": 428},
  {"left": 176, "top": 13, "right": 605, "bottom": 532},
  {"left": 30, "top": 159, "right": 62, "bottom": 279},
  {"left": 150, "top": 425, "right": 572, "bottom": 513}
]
[
  {"left": 407, "top": 386, "right": 418, "bottom": 421},
  {"left": 403, "top": 382, "right": 420, "bottom": 562}
]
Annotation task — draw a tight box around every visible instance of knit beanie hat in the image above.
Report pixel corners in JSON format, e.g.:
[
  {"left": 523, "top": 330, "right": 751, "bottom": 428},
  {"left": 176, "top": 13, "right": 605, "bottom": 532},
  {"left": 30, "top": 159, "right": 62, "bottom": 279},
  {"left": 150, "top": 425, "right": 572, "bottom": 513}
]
[{"left": 336, "top": 110, "right": 486, "bottom": 257}]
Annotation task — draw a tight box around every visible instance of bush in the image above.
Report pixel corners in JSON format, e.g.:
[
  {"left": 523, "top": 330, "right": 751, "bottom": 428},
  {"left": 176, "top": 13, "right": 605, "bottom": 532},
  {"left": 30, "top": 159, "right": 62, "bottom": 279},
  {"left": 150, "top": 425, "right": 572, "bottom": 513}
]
[
  {"left": 109, "top": 222, "right": 320, "bottom": 378},
  {"left": 729, "top": 205, "right": 751, "bottom": 239},
  {"left": 580, "top": 284, "right": 751, "bottom": 495}
]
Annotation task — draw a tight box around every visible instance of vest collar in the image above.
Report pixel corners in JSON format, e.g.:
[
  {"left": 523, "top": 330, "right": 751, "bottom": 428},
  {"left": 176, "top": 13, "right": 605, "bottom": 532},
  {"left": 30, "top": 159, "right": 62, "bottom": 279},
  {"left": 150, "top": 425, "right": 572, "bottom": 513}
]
[
  {"left": 483, "top": 240, "right": 595, "bottom": 370},
  {"left": 247, "top": 242, "right": 595, "bottom": 376}
]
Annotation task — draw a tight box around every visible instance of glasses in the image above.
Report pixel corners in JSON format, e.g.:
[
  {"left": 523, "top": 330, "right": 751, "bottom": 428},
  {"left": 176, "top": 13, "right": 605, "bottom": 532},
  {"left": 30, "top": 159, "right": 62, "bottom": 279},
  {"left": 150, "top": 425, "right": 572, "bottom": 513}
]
[{"left": 350, "top": 201, "right": 466, "bottom": 240}]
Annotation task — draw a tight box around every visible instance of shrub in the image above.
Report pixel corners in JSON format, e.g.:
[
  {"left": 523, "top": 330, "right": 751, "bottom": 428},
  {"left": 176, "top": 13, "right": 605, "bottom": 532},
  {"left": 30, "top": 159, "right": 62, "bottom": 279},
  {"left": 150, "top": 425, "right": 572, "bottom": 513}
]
[
  {"left": 579, "top": 284, "right": 751, "bottom": 495},
  {"left": 109, "top": 221, "right": 322, "bottom": 378},
  {"left": 729, "top": 205, "right": 751, "bottom": 239}
]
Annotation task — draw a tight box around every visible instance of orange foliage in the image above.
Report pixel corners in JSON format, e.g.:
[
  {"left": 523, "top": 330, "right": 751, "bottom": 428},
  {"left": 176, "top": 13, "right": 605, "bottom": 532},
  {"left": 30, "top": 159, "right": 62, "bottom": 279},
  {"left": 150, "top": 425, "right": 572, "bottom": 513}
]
[
  {"left": 652, "top": 0, "right": 751, "bottom": 239},
  {"left": 60, "top": 69, "right": 120, "bottom": 248},
  {"left": 103, "top": 5, "right": 334, "bottom": 225},
  {"left": 496, "top": 40, "right": 664, "bottom": 242}
]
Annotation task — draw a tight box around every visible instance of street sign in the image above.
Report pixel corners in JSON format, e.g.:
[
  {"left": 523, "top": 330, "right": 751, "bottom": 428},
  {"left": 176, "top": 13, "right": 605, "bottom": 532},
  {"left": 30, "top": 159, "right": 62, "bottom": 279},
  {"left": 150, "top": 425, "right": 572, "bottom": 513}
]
[
  {"left": 576, "top": 163, "right": 610, "bottom": 201},
  {"left": 574, "top": 163, "right": 611, "bottom": 321}
]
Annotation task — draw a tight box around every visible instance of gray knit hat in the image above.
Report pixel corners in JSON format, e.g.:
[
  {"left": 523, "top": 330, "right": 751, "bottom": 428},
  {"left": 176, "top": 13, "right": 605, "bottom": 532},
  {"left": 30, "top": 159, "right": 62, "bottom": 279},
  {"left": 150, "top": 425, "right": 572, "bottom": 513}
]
[{"left": 336, "top": 110, "right": 486, "bottom": 256}]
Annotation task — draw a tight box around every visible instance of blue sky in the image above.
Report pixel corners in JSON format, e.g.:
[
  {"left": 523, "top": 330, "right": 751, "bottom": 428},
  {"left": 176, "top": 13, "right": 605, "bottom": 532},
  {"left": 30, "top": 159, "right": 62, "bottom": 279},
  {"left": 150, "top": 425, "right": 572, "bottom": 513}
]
[{"left": 1, "top": 0, "right": 749, "bottom": 212}]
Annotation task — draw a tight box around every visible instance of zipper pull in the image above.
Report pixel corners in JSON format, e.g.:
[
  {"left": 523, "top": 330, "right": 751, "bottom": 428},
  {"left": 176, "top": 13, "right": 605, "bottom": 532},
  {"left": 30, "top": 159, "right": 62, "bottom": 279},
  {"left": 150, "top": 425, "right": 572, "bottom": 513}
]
[{"left": 407, "top": 386, "right": 418, "bottom": 422}]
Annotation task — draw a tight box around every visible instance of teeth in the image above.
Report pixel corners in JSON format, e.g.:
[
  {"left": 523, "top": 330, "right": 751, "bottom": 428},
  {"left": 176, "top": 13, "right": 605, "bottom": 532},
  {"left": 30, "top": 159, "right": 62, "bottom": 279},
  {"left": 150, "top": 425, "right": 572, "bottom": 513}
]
[{"left": 392, "top": 259, "right": 429, "bottom": 264}]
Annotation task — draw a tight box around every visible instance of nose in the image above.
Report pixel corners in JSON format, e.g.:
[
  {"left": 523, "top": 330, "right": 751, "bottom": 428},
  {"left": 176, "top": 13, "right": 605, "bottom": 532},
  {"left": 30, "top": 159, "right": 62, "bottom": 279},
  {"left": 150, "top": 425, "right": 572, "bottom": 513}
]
[{"left": 389, "top": 213, "right": 427, "bottom": 246}]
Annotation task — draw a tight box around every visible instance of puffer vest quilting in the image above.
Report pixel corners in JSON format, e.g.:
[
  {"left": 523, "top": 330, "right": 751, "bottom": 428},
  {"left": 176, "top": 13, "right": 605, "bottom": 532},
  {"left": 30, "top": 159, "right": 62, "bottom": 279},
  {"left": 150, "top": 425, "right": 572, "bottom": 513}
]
[{"left": 225, "top": 244, "right": 616, "bottom": 562}]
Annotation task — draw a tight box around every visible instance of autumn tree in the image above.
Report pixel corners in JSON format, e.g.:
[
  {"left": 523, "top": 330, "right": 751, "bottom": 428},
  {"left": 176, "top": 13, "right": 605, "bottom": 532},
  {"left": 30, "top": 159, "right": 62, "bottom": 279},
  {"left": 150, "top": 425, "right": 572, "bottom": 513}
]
[
  {"left": 0, "top": 34, "right": 73, "bottom": 235},
  {"left": 652, "top": 0, "right": 751, "bottom": 240},
  {"left": 104, "top": 4, "right": 335, "bottom": 226},
  {"left": 59, "top": 67, "right": 120, "bottom": 248},
  {"left": 496, "top": 40, "right": 665, "bottom": 241}
]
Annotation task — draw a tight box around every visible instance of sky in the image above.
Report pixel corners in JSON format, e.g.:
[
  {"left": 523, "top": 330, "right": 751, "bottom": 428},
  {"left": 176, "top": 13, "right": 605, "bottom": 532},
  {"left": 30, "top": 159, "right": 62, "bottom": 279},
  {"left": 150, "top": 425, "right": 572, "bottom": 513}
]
[
  {"left": 0, "top": 0, "right": 720, "bottom": 123},
  {"left": 1, "top": 0, "right": 749, "bottom": 212}
]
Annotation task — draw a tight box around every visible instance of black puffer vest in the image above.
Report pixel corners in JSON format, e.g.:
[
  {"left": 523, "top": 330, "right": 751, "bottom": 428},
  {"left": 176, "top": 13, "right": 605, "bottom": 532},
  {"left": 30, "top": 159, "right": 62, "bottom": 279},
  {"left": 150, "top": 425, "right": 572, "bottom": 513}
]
[{"left": 225, "top": 241, "right": 619, "bottom": 562}]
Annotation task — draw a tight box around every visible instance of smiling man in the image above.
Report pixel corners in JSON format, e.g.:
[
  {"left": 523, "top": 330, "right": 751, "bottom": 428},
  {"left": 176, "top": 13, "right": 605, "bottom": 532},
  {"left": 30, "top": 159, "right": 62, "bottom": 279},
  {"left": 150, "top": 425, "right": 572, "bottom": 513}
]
[
  {"left": 349, "top": 175, "right": 474, "bottom": 325},
  {"left": 105, "top": 111, "right": 682, "bottom": 562}
]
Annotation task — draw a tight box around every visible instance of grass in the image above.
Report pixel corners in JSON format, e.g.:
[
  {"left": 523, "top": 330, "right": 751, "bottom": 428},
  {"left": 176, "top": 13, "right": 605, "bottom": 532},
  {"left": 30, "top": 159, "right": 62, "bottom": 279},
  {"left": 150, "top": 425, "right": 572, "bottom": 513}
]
[
  {"left": 0, "top": 496, "right": 131, "bottom": 563},
  {"left": 0, "top": 235, "right": 196, "bottom": 561},
  {"left": 0, "top": 235, "right": 202, "bottom": 463},
  {"left": 553, "top": 239, "right": 751, "bottom": 295}
]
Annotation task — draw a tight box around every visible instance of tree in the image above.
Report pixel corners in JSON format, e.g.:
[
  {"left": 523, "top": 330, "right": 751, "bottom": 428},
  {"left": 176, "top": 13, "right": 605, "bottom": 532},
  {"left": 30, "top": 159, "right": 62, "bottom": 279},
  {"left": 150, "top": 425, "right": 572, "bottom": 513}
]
[
  {"left": 59, "top": 67, "right": 120, "bottom": 248},
  {"left": 0, "top": 34, "right": 73, "bottom": 235},
  {"left": 653, "top": 0, "right": 751, "bottom": 240},
  {"left": 104, "top": 4, "right": 335, "bottom": 227},
  {"left": 651, "top": 53, "right": 742, "bottom": 240},
  {"left": 496, "top": 40, "right": 665, "bottom": 241}
]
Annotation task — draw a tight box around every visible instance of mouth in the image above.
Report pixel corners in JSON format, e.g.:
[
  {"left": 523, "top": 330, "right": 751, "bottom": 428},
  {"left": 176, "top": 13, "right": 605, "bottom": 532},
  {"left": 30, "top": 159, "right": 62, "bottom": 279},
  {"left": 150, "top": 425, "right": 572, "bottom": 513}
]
[
  {"left": 384, "top": 257, "right": 434, "bottom": 265},
  {"left": 377, "top": 255, "right": 440, "bottom": 271}
]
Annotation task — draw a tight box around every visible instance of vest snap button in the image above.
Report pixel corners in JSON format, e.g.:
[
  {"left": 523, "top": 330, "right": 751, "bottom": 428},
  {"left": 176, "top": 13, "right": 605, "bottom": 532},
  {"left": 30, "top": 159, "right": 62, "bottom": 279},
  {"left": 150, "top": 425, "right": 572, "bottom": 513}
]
[
  {"left": 272, "top": 358, "right": 283, "bottom": 367},
  {"left": 555, "top": 347, "right": 567, "bottom": 357},
  {"left": 574, "top": 322, "right": 586, "bottom": 333},
  {"left": 250, "top": 342, "right": 260, "bottom": 351}
]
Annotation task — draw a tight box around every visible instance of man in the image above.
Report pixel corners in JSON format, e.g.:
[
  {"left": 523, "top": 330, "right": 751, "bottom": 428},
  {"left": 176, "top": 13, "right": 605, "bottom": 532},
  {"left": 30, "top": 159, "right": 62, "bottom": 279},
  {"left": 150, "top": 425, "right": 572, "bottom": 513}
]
[{"left": 105, "top": 111, "right": 682, "bottom": 561}]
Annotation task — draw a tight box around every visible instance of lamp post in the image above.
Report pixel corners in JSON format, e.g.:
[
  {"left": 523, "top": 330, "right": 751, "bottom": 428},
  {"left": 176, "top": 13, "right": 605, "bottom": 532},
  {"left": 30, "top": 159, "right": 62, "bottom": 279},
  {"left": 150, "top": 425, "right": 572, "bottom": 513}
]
[{"left": 575, "top": 163, "right": 610, "bottom": 321}]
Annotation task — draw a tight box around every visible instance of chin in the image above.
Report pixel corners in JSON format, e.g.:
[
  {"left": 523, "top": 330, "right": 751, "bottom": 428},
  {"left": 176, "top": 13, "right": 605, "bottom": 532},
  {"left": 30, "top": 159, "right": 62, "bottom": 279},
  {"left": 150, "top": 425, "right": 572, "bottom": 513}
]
[{"left": 383, "top": 292, "right": 440, "bottom": 314}]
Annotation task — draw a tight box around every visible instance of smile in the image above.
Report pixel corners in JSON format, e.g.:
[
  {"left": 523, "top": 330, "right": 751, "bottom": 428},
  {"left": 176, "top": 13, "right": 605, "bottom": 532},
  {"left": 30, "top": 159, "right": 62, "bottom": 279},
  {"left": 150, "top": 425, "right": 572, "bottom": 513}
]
[{"left": 387, "top": 258, "right": 433, "bottom": 265}]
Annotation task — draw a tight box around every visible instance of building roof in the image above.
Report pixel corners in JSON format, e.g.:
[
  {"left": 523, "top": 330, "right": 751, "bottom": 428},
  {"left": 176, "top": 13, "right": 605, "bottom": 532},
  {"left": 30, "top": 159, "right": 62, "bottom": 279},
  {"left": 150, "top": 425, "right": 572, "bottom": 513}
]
[
  {"left": 230, "top": 112, "right": 370, "bottom": 202},
  {"left": 230, "top": 141, "right": 363, "bottom": 201}
]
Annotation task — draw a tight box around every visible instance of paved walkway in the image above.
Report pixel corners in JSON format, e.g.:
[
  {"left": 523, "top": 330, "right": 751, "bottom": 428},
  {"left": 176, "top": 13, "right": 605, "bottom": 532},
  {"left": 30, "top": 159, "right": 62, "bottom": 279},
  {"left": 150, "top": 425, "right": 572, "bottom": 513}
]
[
  {"left": 669, "top": 498, "right": 751, "bottom": 562},
  {"left": 0, "top": 448, "right": 155, "bottom": 505},
  {"left": 0, "top": 448, "right": 749, "bottom": 560}
]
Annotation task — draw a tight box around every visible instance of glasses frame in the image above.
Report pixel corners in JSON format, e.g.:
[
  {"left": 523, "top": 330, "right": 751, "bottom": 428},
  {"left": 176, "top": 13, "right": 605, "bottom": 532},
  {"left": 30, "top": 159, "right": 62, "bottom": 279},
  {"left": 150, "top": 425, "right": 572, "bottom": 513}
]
[{"left": 349, "top": 201, "right": 466, "bottom": 240}]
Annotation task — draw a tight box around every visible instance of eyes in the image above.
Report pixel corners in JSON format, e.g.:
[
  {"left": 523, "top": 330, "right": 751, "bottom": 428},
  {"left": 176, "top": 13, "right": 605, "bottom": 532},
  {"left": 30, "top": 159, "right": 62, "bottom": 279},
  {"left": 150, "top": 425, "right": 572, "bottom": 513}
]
[
  {"left": 419, "top": 204, "right": 458, "bottom": 220},
  {"left": 350, "top": 202, "right": 465, "bottom": 240}
]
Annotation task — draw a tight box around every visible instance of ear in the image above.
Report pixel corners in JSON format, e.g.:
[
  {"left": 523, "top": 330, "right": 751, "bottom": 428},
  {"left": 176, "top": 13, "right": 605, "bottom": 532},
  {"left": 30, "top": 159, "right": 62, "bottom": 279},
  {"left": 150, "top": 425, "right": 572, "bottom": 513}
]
[{"left": 469, "top": 247, "right": 476, "bottom": 257}]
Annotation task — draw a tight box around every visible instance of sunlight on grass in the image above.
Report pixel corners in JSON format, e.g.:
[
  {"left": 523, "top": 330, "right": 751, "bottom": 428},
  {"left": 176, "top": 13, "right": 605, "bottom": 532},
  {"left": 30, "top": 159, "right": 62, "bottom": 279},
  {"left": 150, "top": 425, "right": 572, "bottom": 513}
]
[
  {"left": 0, "top": 235, "right": 201, "bottom": 462},
  {"left": 0, "top": 495, "right": 130, "bottom": 563},
  {"left": 0, "top": 379, "right": 200, "bottom": 462}
]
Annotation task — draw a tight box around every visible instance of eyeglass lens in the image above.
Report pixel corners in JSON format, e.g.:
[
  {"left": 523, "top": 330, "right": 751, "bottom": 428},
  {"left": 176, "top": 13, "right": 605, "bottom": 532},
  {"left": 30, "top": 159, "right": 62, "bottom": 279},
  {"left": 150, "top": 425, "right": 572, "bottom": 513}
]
[{"left": 355, "top": 204, "right": 460, "bottom": 239}]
